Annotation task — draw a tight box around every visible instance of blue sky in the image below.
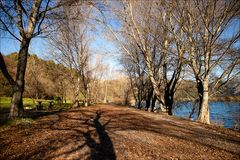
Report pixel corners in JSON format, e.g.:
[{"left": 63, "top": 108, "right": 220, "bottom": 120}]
[
  {"left": 221, "top": 18, "right": 240, "bottom": 48},
  {"left": 0, "top": 34, "right": 45, "bottom": 57},
  {"left": 0, "top": 14, "right": 239, "bottom": 76},
  {"left": 0, "top": 36, "right": 20, "bottom": 55},
  {"left": 0, "top": 7, "right": 123, "bottom": 79},
  {"left": 0, "top": 23, "right": 121, "bottom": 72}
]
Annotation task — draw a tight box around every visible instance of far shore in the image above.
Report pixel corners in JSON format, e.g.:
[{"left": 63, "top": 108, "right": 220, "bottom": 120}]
[{"left": 177, "top": 96, "right": 240, "bottom": 102}]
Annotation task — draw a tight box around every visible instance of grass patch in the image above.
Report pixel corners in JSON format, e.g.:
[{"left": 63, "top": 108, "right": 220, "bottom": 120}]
[
  {"left": 0, "top": 97, "right": 74, "bottom": 128},
  {"left": 0, "top": 97, "right": 11, "bottom": 109},
  {"left": 0, "top": 97, "right": 37, "bottom": 109},
  {"left": 1, "top": 118, "right": 34, "bottom": 127},
  {"left": 0, "top": 97, "right": 11, "bottom": 103},
  {"left": 0, "top": 97, "right": 73, "bottom": 110}
]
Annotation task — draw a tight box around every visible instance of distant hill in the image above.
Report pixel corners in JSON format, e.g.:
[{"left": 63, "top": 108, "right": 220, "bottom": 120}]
[
  {"left": 1, "top": 53, "right": 239, "bottom": 102},
  {"left": 0, "top": 53, "right": 130, "bottom": 104},
  {"left": 0, "top": 53, "right": 70, "bottom": 100}
]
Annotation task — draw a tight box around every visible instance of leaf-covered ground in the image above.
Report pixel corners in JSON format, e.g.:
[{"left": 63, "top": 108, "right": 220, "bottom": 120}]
[{"left": 0, "top": 104, "right": 239, "bottom": 160}]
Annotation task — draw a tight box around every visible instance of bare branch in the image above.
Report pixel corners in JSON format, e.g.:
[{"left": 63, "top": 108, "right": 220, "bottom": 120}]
[{"left": 0, "top": 52, "right": 16, "bottom": 86}]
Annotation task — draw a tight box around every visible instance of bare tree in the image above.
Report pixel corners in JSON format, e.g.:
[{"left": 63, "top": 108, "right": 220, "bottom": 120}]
[
  {"left": 180, "top": 0, "right": 240, "bottom": 124},
  {"left": 0, "top": 0, "right": 71, "bottom": 118},
  {"left": 109, "top": 0, "right": 239, "bottom": 123},
  {"left": 120, "top": 46, "right": 147, "bottom": 109},
  {"left": 108, "top": 0, "right": 186, "bottom": 115},
  {"left": 48, "top": 2, "right": 93, "bottom": 107},
  {"left": 25, "top": 55, "right": 44, "bottom": 100},
  {"left": 88, "top": 55, "right": 108, "bottom": 104}
]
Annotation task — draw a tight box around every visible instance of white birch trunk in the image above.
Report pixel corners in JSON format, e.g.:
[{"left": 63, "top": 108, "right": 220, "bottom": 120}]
[{"left": 197, "top": 80, "right": 210, "bottom": 124}]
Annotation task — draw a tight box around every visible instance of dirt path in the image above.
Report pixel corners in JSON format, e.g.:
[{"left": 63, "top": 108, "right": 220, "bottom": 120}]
[{"left": 0, "top": 104, "right": 239, "bottom": 160}]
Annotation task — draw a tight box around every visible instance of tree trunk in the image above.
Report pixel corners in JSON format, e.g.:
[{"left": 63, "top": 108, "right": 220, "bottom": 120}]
[
  {"left": 137, "top": 89, "right": 142, "bottom": 109},
  {"left": 137, "top": 100, "right": 141, "bottom": 109},
  {"left": 144, "top": 51, "right": 165, "bottom": 108},
  {"left": 10, "top": 90, "right": 24, "bottom": 118},
  {"left": 145, "top": 97, "right": 151, "bottom": 111},
  {"left": 146, "top": 87, "right": 153, "bottom": 111},
  {"left": 196, "top": 78, "right": 203, "bottom": 117},
  {"left": 164, "top": 90, "right": 174, "bottom": 115},
  {"left": 84, "top": 94, "right": 89, "bottom": 107},
  {"left": 151, "top": 95, "right": 157, "bottom": 112},
  {"left": 197, "top": 80, "right": 210, "bottom": 124},
  {"left": 9, "top": 39, "right": 30, "bottom": 119},
  {"left": 84, "top": 87, "right": 89, "bottom": 107}
]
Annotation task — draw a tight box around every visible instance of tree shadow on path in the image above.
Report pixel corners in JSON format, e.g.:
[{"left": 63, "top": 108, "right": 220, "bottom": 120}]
[
  {"left": 84, "top": 110, "right": 116, "bottom": 160},
  {"left": 2, "top": 105, "right": 239, "bottom": 160}
]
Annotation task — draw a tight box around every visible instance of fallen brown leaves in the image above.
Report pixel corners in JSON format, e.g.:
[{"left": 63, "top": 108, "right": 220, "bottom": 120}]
[{"left": 0, "top": 105, "right": 239, "bottom": 160}]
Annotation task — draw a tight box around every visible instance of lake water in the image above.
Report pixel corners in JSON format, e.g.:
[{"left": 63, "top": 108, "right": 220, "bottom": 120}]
[{"left": 173, "top": 102, "right": 240, "bottom": 129}]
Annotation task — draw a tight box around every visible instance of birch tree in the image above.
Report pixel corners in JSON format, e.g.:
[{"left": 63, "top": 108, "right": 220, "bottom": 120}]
[
  {"left": 181, "top": 0, "right": 240, "bottom": 124},
  {"left": 48, "top": 2, "right": 93, "bottom": 107},
  {"left": 110, "top": 0, "right": 186, "bottom": 115},
  {"left": 120, "top": 48, "right": 147, "bottom": 109}
]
